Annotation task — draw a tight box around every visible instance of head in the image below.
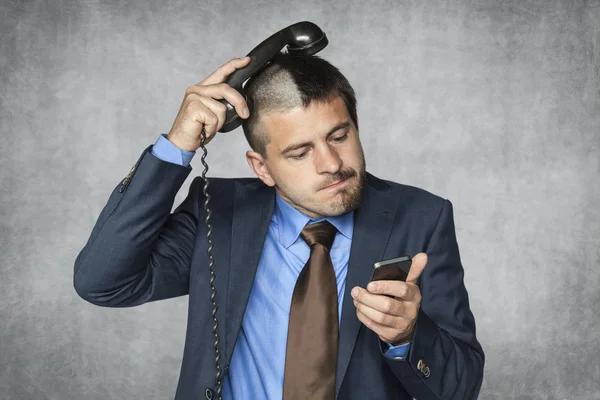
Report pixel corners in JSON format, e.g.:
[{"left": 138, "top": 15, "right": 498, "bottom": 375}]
[{"left": 242, "top": 53, "right": 366, "bottom": 218}]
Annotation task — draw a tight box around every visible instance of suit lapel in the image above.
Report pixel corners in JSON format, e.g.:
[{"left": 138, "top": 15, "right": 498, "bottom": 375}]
[
  {"left": 335, "top": 173, "right": 403, "bottom": 397},
  {"left": 224, "top": 180, "right": 275, "bottom": 366}
]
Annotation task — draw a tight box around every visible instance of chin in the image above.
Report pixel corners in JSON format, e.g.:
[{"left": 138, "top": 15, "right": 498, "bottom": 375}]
[{"left": 322, "top": 196, "right": 361, "bottom": 217}]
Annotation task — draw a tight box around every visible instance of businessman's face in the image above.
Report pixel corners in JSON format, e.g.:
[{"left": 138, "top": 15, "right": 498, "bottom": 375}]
[{"left": 246, "top": 96, "right": 366, "bottom": 218}]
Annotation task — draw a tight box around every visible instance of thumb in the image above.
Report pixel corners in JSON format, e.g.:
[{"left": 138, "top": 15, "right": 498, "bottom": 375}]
[{"left": 406, "top": 253, "right": 427, "bottom": 283}]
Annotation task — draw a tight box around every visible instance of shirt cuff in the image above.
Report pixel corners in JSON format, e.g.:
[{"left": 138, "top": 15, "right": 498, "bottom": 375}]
[
  {"left": 383, "top": 341, "right": 411, "bottom": 361},
  {"left": 151, "top": 134, "right": 195, "bottom": 166}
]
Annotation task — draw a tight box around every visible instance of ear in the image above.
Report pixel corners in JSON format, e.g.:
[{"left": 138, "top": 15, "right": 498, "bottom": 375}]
[{"left": 246, "top": 151, "right": 275, "bottom": 187}]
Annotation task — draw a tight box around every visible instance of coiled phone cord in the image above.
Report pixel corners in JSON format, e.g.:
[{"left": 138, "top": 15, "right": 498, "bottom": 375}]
[{"left": 199, "top": 127, "right": 223, "bottom": 400}]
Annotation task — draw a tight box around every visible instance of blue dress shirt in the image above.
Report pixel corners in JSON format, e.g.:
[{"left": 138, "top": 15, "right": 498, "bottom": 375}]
[{"left": 151, "top": 134, "right": 411, "bottom": 399}]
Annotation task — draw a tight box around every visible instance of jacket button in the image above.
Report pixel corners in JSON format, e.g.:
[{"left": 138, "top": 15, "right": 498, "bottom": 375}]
[
  {"left": 423, "top": 365, "right": 431, "bottom": 378},
  {"left": 417, "top": 359, "right": 430, "bottom": 378},
  {"left": 118, "top": 166, "right": 136, "bottom": 192}
]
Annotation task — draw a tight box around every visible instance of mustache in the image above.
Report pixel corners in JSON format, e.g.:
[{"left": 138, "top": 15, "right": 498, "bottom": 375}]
[{"left": 319, "top": 169, "right": 357, "bottom": 190}]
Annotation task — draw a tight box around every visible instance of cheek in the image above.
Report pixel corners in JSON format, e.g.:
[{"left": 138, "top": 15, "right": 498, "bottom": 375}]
[
  {"left": 285, "top": 166, "right": 321, "bottom": 192},
  {"left": 340, "top": 146, "right": 362, "bottom": 166},
  {"left": 273, "top": 163, "right": 309, "bottom": 185}
]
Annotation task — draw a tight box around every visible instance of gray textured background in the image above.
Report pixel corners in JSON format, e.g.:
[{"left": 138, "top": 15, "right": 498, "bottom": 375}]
[{"left": 1, "top": 0, "right": 599, "bottom": 399}]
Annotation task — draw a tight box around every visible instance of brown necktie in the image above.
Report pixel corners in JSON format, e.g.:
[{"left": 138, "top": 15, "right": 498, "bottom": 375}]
[{"left": 283, "top": 220, "right": 339, "bottom": 400}]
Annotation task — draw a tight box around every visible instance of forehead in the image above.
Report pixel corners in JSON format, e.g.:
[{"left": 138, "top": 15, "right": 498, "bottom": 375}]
[{"left": 261, "top": 96, "right": 350, "bottom": 146}]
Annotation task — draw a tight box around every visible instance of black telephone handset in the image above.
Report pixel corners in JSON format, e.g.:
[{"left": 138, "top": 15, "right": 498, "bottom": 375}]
[
  {"left": 218, "top": 21, "right": 329, "bottom": 133},
  {"left": 199, "top": 22, "right": 328, "bottom": 400}
]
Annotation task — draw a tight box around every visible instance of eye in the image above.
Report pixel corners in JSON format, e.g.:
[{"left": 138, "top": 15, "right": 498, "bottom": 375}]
[
  {"left": 291, "top": 151, "right": 308, "bottom": 160},
  {"left": 331, "top": 132, "right": 348, "bottom": 143}
]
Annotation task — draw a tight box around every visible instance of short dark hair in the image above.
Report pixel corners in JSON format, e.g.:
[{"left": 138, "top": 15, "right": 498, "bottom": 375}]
[{"left": 241, "top": 53, "right": 358, "bottom": 158}]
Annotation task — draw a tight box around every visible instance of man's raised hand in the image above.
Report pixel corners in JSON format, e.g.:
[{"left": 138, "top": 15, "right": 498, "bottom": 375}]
[{"left": 167, "top": 56, "right": 251, "bottom": 151}]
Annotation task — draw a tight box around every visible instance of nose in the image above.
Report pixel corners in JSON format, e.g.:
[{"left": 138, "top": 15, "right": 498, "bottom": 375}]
[{"left": 315, "top": 143, "right": 342, "bottom": 174}]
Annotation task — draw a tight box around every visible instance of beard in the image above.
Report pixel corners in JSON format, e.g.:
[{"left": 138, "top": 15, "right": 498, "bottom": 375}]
[
  {"left": 273, "top": 152, "right": 367, "bottom": 218},
  {"left": 319, "top": 166, "right": 366, "bottom": 215}
]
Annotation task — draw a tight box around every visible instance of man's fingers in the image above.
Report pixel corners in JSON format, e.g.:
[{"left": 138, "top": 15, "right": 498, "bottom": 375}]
[
  {"left": 407, "top": 252, "right": 427, "bottom": 283},
  {"left": 355, "top": 308, "right": 411, "bottom": 343},
  {"left": 353, "top": 298, "right": 411, "bottom": 328},
  {"left": 352, "top": 286, "right": 413, "bottom": 315},
  {"left": 366, "top": 280, "right": 418, "bottom": 301},
  {"left": 186, "top": 84, "right": 249, "bottom": 119},
  {"left": 199, "top": 56, "right": 251, "bottom": 86},
  {"left": 195, "top": 95, "right": 228, "bottom": 132},
  {"left": 186, "top": 100, "right": 219, "bottom": 136}
]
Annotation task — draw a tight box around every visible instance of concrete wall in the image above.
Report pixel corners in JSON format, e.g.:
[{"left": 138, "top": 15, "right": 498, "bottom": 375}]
[{"left": 1, "top": 0, "right": 599, "bottom": 398}]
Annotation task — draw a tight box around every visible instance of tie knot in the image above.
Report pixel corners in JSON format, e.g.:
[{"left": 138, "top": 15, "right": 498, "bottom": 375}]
[{"left": 300, "top": 220, "right": 337, "bottom": 250}]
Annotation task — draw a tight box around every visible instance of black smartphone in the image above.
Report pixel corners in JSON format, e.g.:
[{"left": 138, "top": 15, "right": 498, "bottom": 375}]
[{"left": 369, "top": 256, "right": 412, "bottom": 282}]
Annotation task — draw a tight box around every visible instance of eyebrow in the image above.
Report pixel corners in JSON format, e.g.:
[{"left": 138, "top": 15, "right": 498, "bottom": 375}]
[{"left": 280, "top": 121, "right": 351, "bottom": 156}]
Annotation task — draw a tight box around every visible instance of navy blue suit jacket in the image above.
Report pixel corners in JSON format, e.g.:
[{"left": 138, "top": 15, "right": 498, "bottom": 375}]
[{"left": 74, "top": 144, "right": 484, "bottom": 399}]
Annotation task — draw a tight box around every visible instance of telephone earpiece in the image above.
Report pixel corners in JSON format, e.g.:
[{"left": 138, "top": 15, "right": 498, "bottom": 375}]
[{"left": 218, "top": 21, "right": 328, "bottom": 132}]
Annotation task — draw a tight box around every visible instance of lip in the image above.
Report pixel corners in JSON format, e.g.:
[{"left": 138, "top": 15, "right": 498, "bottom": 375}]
[{"left": 323, "top": 178, "right": 348, "bottom": 190}]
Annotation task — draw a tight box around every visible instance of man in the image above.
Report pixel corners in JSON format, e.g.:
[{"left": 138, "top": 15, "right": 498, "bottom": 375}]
[{"left": 73, "top": 53, "right": 484, "bottom": 399}]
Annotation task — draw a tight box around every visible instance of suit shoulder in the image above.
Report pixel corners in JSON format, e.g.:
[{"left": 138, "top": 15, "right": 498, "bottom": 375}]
[
  {"left": 187, "top": 175, "right": 263, "bottom": 195},
  {"left": 368, "top": 173, "right": 448, "bottom": 211},
  {"left": 188, "top": 175, "right": 260, "bottom": 186}
]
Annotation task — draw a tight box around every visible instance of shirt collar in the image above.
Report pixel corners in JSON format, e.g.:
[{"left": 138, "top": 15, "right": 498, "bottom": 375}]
[{"left": 274, "top": 190, "right": 354, "bottom": 248}]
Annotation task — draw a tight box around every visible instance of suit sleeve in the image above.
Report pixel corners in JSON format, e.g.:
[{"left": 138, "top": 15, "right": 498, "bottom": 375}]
[
  {"left": 73, "top": 144, "right": 204, "bottom": 307},
  {"left": 383, "top": 199, "right": 485, "bottom": 399}
]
